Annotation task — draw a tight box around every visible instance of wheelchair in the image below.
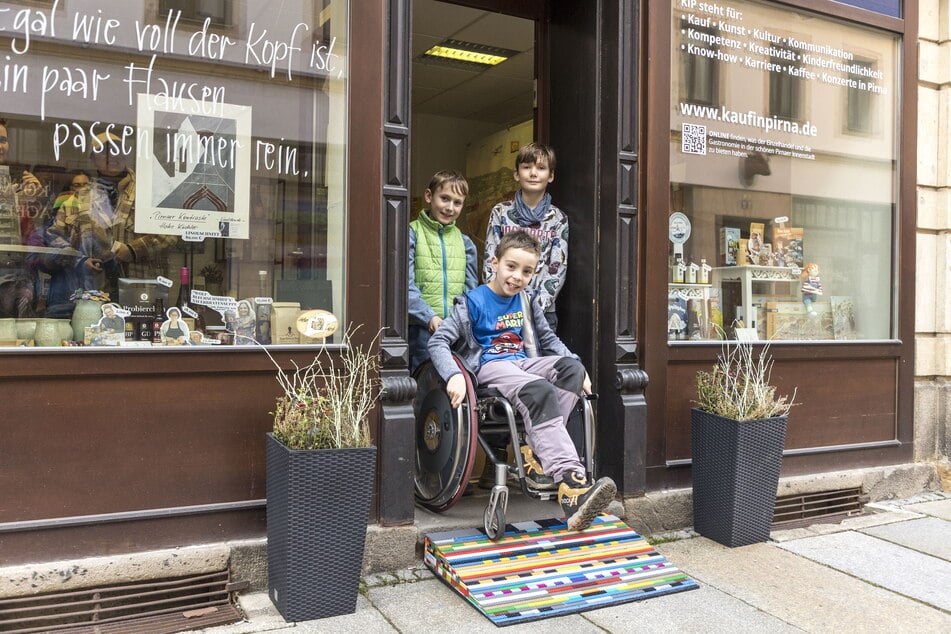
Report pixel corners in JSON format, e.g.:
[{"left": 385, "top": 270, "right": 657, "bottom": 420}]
[{"left": 413, "top": 356, "right": 597, "bottom": 540}]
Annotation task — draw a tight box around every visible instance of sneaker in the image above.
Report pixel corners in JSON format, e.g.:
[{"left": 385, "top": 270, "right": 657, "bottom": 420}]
[
  {"left": 518, "top": 446, "right": 557, "bottom": 490},
  {"left": 558, "top": 472, "right": 617, "bottom": 531}
]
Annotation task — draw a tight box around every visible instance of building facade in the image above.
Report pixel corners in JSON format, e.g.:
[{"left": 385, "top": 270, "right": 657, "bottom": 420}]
[{"left": 0, "top": 0, "right": 940, "bottom": 571}]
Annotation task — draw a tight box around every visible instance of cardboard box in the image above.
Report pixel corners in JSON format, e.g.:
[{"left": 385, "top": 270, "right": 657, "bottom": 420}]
[
  {"left": 234, "top": 298, "right": 271, "bottom": 345},
  {"left": 254, "top": 298, "right": 272, "bottom": 345},
  {"left": 736, "top": 239, "right": 750, "bottom": 266},
  {"left": 748, "top": 222, "right": 765, "bottom": 263},
  {"left": 667, "top": 295, "right": 688, "bottom": 340},
  {"left": 770, "top": 225, "right": 804, "bottom": 269},
  {"left": 687, "top": 298, "right": 706, "bottom": 340},
  {"left": 271, "top": 302, "right": 301, "bottom": 344},
  {"left": 720, "top": 227, "right": 740, "bottom": 265}
]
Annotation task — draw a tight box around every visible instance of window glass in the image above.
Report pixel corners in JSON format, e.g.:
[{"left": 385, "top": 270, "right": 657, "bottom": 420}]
[
  {"left": 669, "top": 0, "right": 898, "bottom": 342},
  {"left": 0, "top": 0, "right": 346, "bottom": 348}
]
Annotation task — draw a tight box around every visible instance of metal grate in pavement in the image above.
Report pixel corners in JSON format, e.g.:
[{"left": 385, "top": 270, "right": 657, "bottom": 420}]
[
  {"left": 0, "top": 570, "right": 242, "bottom": 633},
  {"left": 773, "top": 487, "right": 868, "bottom": 529}
]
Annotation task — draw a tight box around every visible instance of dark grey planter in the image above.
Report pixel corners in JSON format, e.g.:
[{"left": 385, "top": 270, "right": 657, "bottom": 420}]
[
  {"left": 691, "top": 408, "right": 788, "bottom": 548},
  {"left": 266, "top": 433, "right": 376, "bottom": 621}
]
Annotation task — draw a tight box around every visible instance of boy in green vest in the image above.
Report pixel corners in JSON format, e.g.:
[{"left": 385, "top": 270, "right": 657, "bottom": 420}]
[{"left": 408, "top": 170, "right": 478, "bottom": 373}]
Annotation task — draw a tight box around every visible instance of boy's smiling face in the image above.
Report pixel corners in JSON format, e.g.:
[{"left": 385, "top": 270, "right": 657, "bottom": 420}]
[
  {"left": 513, "top": 158, "right": 554, "bottom": 197},
  {"left": 489, "top": 247, "right": 539, "bottom": 297},
  {"left": 424, "top": 183, "right": 466, "bottom": 226}
]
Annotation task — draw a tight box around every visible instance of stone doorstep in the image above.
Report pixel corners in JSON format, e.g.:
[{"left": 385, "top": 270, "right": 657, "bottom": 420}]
[
  {"left": 1, "top": 462, "right": 941, "bottom": 599},
  {"left": 0, "top": 544, "right": 231, "bottom": 599}
]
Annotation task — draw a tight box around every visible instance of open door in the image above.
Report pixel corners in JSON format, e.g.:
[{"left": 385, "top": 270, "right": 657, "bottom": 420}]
[
  {"left": 411, "top": 0, "right": 541, "bottom": 259},
  {"left": 408, "top": 1, "right": 645, "bottom": 495}
]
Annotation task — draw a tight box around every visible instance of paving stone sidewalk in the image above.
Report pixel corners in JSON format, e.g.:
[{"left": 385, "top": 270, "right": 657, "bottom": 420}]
[{"left": 191, "top": 492, "right": 951, "bottom": 633}]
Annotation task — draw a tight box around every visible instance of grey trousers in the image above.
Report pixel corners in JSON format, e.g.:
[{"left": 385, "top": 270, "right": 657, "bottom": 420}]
[{"left": 476, "top": 356, "right": 585, "bottom": 482}]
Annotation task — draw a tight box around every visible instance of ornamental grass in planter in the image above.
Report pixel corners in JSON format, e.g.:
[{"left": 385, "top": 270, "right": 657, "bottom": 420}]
[
  {"left": 264, "top": 327, "right": 380, "bottom": 622},
  {"left": 691, "top": 339, "right": 795, "bottom": 547}
]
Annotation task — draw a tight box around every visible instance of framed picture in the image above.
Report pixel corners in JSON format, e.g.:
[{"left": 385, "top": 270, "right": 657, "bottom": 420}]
[
  {"left": 135, "top": 94, "right": 252, "bottom": 239},
  {"left": 766, "top": 301, "right": 833, "bottom": 340}
]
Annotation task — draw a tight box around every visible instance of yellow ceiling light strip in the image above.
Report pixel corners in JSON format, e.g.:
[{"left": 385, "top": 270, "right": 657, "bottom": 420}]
[{"left": 424, "top": 45, "right": 508, "bottom": 66}]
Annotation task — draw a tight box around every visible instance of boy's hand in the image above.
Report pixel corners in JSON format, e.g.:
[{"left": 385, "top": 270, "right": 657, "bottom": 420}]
[
  {"left": 428, "top": 316, "right": 442, "bottom": 333},
  {"left": 582, "top": 373, "right": 592, "bottom": 395},
  {"left": 446, "top": 374, "right": 466, "bottom": 408}
]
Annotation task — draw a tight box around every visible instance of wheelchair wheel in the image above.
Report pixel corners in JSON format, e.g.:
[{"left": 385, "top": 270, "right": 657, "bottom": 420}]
[
  {"left": 484, "top": 504, "right": 506, "bottom": 541},
  {"left": 413, "top": 359, "right": 478, "bottom": 512}
]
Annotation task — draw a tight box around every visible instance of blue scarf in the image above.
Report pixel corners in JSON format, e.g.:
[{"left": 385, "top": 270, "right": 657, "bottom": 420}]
[{"left": 513, "top": 191, "right": 551, "bottom": 225}]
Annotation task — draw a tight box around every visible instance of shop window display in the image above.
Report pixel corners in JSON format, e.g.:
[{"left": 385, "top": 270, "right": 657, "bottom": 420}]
[
  {"left": 669, "top": 0, "right": 898, "bottom": 342},
  {"left": 0, "top": 0, "right": 346, "bottom": 348}
]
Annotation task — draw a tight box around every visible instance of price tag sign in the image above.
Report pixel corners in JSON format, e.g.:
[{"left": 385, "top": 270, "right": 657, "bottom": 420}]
[
  {"left": 183, "top": 229, "right": 222, "bottom": 242},
  {"left": 156, "top": 276, "right": 174, "bottom": 288},
  {"left": 181, "top": 305, "right": 198, "bottom": 319},
  {"left": 296, "top": 309, "right": 339, "bottom": 339}
]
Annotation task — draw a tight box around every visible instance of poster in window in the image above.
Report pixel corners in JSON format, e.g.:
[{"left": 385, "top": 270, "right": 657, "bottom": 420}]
[{"left": 135, "top": 94, "right": 251, "bottom": 240}]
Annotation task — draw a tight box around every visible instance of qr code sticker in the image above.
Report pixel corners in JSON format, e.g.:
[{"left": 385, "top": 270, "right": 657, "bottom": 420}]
[{"left": 682, "top": 123, "right": 707, "bottom": 155}]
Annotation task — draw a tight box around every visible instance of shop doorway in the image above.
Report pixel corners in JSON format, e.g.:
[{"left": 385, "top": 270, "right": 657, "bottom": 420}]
[
  {"left": 406, "top": 1, "right": 635, "bottom": 494},
  {"left": 410, "top": 0, "right": 539, "bottom": 258}
]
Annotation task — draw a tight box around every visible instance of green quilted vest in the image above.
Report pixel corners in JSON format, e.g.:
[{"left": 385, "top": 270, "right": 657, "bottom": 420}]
[{"left": 411, "top": 210, "right": 467, "bottom": 319}]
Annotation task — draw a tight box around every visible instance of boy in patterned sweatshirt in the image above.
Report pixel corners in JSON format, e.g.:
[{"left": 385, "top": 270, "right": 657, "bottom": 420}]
[{"left": 483, "top": 142, "right": 568, "bottom": 332}]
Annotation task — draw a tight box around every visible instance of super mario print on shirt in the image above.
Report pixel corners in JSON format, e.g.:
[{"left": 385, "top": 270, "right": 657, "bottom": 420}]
[{"left": 466, "top": 285, "right": 529, "bottom": 364}]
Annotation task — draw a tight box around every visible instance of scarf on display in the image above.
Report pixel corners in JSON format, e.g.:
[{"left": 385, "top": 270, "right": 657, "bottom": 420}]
[{"left": 513, "top": 190, "right": 551, "bottom": 226}]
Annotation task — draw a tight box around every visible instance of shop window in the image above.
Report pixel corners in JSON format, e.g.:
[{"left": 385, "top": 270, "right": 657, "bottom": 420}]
[
  {"left": 0, "top": 0, "right": 347, "bottom": 348},
  {"left": 669, "top": 0, "right": 898, "bottom": 343}
]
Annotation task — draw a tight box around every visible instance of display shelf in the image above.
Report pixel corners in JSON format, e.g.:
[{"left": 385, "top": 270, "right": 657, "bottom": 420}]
[
  {"left": 712, "top": 266, "right": 799, "bottom": 325},
  {"left": 668, "top": 283, "right": 713, "bottom": 300}
]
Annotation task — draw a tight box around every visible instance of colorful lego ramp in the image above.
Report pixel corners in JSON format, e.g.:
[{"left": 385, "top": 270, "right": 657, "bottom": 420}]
[{"left": 424, "top": 515, "right": 699, "bottom": 626}]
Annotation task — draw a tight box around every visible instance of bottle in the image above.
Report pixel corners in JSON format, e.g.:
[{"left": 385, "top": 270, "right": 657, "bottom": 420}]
[
  {"left": 176, "top": 266, "right": 206, "bottom": 333},
  {"left": 152, "top": 298, "right": 165, "bottom": 344},
  {"left": 176, "top": 267, "right": 192, "bottom": 313},
  {"left": 258, "top": 269, "right": 269, "bottom": 299},
  {"left": 672, "top": 255, "right": 685, "bottom": 284},
  {"left": 256, "top": 269, "right": 272, "bottom": 345},
  {"left": 137, "top": 318, "right": 151, "bottom": 341}
]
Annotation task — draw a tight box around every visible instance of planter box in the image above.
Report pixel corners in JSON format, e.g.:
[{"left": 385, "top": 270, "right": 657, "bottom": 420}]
[
  {"left": 266, "top": 434, "right": 377, "bottom": 621},
  {"left": 691, "top": 409, "right": 787, "bottom": 547}
]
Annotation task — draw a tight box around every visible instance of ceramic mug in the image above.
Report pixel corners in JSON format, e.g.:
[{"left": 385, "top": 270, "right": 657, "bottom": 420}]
[
  {"left": 34, "top": 318, "right": 71, "bottom": 347},
  {"left": 0, "top": 318, "right": 17, "bottom": 340},
  {"left": 15, "top": 318, "right": 37, "bottom": 341}
]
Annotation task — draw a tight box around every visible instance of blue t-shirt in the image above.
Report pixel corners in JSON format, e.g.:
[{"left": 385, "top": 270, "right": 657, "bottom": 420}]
[{"left": 467, "top": 285, "right": 527, "bottom": 364}]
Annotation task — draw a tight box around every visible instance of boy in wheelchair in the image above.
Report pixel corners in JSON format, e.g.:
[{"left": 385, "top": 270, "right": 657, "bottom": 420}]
[{"left": 428, "top": 229, "right": 616, "bottom": 531}]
